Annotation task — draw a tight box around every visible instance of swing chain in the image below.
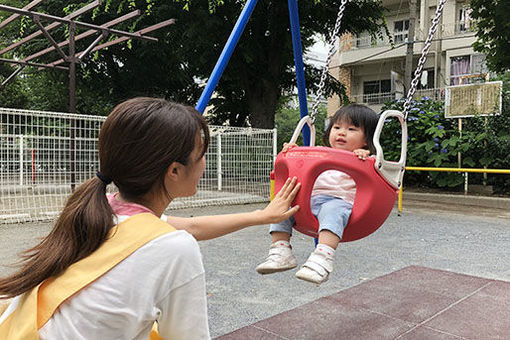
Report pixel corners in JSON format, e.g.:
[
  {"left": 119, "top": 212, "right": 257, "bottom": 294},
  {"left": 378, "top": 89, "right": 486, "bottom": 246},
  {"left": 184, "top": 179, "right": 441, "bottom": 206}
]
[
  {"left": 402, "top": 0, "right": 447, "bottom": 118},
  {"left": 309, "top": 0, "right": 349, "bottom": 124}
]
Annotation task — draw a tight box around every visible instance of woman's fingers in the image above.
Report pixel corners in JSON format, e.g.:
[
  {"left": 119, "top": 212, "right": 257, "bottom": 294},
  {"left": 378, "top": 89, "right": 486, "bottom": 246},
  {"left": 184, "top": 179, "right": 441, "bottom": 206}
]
[
  {"left": 276, "top": 177, "right": 299, "bottom": 200},
  {"left": 282, "top": 205, "right": 300, "bottom": 220}
]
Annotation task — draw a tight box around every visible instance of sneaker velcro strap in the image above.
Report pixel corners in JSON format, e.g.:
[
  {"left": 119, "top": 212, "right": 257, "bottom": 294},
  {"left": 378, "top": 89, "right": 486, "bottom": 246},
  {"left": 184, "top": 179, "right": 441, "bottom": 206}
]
[
  {"left": 302, "top": 261, "right": 328, "bottom": 278},
  {"left": 268, "top": 247, "right": 286, "bottom": 257},
  {"left": 304, "top": 252, "right": 333, "bottom": 273}
]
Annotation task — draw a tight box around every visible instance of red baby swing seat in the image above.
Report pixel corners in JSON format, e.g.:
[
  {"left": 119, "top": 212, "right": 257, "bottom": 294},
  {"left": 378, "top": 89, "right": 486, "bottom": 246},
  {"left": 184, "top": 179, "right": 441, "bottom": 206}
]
[{"left": 272, "top": 110, "right": 407, "bottom": 242}]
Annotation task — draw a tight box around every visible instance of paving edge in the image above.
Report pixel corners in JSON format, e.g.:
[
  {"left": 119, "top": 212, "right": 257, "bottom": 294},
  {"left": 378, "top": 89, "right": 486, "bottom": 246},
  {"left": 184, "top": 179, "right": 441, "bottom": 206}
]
[{"left": 402, "top": 191, "right": 510, "bottom": 210}]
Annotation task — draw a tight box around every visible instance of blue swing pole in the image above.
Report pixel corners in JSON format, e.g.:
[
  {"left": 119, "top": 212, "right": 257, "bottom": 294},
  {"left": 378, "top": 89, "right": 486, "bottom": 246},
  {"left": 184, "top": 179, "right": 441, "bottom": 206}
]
[
  {"left": 195, "top": 0, "right": 259, "bottom": 114},
  {"left": 289, "top": 0, "right": 317, "bottom": 246},
  {"left": 288, "top": 0, "right": 310, "bottom": 146}
]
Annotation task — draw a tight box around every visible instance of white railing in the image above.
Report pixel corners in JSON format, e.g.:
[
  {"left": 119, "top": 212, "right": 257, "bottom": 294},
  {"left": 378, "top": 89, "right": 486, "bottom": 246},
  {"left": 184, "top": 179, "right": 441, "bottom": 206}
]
[
  {"left": 0, "top": 107, "right": 275, "bottom": 224},
  {"left": 350, "top": 88, "right": 445, "bottom": 105},
  {"left": 347, "top": 20, "right": 476, "bottom": 50}
]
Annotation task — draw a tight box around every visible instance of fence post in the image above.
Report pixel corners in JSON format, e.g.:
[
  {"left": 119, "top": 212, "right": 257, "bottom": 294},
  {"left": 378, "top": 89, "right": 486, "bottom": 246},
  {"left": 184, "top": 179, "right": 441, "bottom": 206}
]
[
  {"left": 272, "top": 128, "right": 278, "bottom": 165},
  {"left": 217, "top": 133, "right": 222, "bottom": 191},
  {"left": 464, "top": 172, "right": 468, "bottom": 195},
  {"left": 31, "top": 148, "right": 35, "bottom": 185},
  {"left": 18, "top": 134, "right": 23, "bottom": 186}
]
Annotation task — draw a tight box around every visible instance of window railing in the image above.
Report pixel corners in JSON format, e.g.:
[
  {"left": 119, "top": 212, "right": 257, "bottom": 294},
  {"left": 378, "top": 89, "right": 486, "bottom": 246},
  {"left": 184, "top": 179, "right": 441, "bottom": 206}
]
[
  {"left": 347, "top": 19, "right": 477, "bottom": 50},
  {"left": 350, "top": 88, "right": 445, "bottom": 106},
  {"left": 351, "top": 34, "right": 389, "bottom": 49}
]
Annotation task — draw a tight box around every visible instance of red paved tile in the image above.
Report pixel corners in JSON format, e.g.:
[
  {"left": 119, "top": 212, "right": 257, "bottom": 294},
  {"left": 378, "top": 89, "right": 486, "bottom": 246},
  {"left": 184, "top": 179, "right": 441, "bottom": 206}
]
[
  {"left": 397, "top": 326, "right": 466, "bottom": 340},
  {"left": 327, "top": 277, "right": 460, "bottom": 324},
  {"left": 250, "top": 298, "right": 413, "bottom": 339},
  {"left": 424, "top": 280, "right": 510, "bottom": 339},
  {"left": 218, "top": 326, "right": 281, "bottom": 340},
  {"left": 216, "top": 266, "right": 510, "bottom": 339}
]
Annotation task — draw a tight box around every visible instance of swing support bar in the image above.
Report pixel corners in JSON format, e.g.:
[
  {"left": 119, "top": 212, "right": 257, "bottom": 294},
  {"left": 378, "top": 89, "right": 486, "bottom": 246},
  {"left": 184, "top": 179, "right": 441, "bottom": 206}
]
[
  {"left": 195, "top": 0, "right": 310, "bottom": 146},
  {"left": 288, "top": 0, "right": 310, "bottom": 145},
  {"left": 195, "top": 0, "right": 259, "bottom": 113}
]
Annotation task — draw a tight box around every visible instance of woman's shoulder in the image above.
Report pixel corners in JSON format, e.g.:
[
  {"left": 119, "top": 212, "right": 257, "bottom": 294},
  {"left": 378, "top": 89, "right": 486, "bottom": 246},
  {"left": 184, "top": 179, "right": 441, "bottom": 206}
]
[{"left": 147, "top": 229, "right": 201, "bottom": 259}]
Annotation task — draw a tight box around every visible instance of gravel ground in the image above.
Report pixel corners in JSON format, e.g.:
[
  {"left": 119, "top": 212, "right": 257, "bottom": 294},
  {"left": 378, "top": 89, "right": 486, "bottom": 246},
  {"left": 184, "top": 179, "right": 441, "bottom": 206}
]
[{"left": 1, "top": 198, "right": 510, "bottom": 338}]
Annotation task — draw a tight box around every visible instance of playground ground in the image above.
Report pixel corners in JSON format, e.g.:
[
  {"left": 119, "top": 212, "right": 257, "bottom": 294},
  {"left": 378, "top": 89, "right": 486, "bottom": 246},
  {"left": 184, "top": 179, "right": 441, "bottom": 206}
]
[{"left": 1, "top": 192, "right": 510, "bottom": 338}]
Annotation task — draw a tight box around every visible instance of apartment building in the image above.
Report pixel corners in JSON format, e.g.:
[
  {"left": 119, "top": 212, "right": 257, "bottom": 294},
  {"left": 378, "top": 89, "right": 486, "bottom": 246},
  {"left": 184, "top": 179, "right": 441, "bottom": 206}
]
[{"left": 327, "top": 0, "right": 487, "bottom": 114}]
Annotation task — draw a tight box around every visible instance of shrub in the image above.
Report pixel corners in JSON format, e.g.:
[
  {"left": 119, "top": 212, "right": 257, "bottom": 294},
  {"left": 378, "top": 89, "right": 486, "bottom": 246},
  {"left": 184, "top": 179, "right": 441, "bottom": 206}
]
[{"left": 380, "top": 75, "right": 510, "bottom": 193}]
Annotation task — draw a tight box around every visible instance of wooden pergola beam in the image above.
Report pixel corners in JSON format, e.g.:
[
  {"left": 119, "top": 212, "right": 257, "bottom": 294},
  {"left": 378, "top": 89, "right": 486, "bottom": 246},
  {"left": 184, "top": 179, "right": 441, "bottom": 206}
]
[
  {"left": 0, "top": 4, "right": 157, "bottom": 43},
  {"left": 32, "top": 15, "right": 68, "bottom": 61},
  {"left": 22, "top": 10, "right": 140, "bottom": 63},
  {"left": 0, "top": 57, "right": 68, "bottom": 70},
  {"left": 0, "top": 0, "right": 45, "bottom": 30},
  {"left": 0, "top": 0, "right": 102, "bottom": 56},
  {"left": 0, "top": 65, "right": 25, "bottom": 88},
  {"left": 45, "top": 19, "right": 175, "bottom": 67}
]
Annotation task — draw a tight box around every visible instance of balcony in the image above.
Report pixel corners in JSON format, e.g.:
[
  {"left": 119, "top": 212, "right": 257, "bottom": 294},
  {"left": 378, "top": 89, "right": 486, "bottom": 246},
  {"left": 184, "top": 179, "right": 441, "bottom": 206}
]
[
  {"left": 350, "top": 88, "right": 445, "bottom": 106},
  {"left": 342, "top": 21, "right": 476, "bottom": 51}
]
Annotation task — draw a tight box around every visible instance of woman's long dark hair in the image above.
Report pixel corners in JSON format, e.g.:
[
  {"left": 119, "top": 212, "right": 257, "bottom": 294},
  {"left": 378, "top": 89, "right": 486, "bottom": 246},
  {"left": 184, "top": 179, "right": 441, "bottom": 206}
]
[
  {"left": 0, "top": 98, "right": 209, "bottom": 299},
  {"left": 323, "top": 103, "right": 379, "bottom": 154}
]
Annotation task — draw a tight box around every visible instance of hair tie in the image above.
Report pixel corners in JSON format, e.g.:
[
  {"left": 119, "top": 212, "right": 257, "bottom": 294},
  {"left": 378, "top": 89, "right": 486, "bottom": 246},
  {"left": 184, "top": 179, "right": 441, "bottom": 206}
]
[{"left": 96, "top": 171, "right": 112, "bottom": 185}]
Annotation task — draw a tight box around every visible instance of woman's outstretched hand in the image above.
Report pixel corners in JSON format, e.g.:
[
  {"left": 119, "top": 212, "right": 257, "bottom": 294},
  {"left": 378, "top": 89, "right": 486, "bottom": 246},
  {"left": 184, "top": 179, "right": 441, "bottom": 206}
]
[{"left": 260, "top": 177, "right": 301, "bottom": 224}]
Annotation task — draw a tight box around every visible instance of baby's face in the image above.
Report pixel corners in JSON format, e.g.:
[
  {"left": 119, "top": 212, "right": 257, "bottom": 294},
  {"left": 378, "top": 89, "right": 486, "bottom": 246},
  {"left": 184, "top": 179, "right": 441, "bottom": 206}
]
[{"left": 328, "top": 120, "right": 367, "bottom": 152}]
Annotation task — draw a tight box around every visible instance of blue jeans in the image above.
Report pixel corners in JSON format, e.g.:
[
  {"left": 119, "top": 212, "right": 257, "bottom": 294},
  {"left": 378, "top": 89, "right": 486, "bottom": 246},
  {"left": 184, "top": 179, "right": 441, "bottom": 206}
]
[{"left": 269, "top": 194, "right": 352, "bottom": 239}]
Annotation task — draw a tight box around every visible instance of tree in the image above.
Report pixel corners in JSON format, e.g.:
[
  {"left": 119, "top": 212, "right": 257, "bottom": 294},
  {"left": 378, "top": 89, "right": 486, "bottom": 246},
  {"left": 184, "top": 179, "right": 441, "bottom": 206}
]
[
  {"left": 0, "top": 63, "right": 29, "bottom": 108},
  {"left": 0, "top": 0, "right": 387, "bottom": 127},
  {"left": 470, "top": 0, "right": 510, "bottom": 73}
]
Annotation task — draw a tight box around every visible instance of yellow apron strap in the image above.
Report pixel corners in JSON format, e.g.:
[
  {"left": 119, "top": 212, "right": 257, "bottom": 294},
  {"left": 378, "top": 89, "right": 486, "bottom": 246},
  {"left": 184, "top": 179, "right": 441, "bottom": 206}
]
[
  {"left": 0, "top": 213, "right": 175, "bottom": 340},
  {"left": 149, "top": 322, "right": 164, "bottom": 340}
]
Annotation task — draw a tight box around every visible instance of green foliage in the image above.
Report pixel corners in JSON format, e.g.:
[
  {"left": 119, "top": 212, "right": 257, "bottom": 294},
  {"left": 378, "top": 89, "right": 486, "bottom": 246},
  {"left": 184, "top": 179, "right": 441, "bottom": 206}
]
[
  {"left": 0, "top": 0, "right": 387, "bottom": 126},
  {"left": 380, "top": 77, "right": 510, "bottom": 193},
  {"left": 275, "top": 98, "right": 327, "bottom": 150},
  {"left": 470, "top": 0, "right": 510, "bottom": 72},
  {"left": 0, "top": 64, "right": 29, "bottom": 108}
]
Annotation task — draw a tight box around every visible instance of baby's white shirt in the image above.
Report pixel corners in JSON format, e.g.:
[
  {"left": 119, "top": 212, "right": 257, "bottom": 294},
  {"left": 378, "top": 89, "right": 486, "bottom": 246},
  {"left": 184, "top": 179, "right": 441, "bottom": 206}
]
[{"left": 311, "top": 170, "right": 356, "bottom": 204}]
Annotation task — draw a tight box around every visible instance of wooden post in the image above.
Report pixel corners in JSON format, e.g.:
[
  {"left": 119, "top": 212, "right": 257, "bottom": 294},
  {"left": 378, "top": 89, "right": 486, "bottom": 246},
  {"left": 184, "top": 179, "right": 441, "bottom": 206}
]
[{"left": 69, "top": 22, "right": 76, "bottom": 191}]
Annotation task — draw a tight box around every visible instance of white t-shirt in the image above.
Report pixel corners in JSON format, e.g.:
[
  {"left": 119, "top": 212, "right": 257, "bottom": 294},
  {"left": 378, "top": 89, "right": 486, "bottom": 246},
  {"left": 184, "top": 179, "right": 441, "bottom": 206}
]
[
  {"left": 1, "top": 214, "right": 210, "bottom": 340},
  {"left": 311, "top": 170, "right": 356, "bottom": 205}
]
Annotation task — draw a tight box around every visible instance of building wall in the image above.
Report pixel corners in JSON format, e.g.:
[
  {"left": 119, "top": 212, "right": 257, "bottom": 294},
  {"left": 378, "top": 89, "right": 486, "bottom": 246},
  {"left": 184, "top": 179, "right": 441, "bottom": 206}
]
[{"left": 328, "top": 0, "right": 482, "bottom": 112}]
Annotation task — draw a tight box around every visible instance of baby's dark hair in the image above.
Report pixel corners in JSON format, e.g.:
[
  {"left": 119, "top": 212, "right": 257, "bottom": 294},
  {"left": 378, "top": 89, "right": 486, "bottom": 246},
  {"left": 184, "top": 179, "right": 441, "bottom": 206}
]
[{"left": 323, "top": 103, "right": 379, "bottom": 154}]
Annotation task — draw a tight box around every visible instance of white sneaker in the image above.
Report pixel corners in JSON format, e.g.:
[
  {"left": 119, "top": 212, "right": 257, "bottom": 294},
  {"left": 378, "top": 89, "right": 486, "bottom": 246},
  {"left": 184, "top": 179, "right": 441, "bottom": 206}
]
[
  {"left": 256, "top": 240, "right": 297, "bottom": 274},
  {"left": 295, "top": 245, "right": 334, "bottom": 284}
]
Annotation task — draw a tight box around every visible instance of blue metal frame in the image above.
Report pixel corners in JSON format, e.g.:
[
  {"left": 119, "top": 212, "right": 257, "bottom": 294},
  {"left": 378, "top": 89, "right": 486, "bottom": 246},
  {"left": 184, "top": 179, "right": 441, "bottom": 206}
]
[
  {"left": 195, "top": 0, "right": 259, "bottom": 114},
  {"left": 196, "top": 0, "right": 311, "bottom": 146},
  {"left": 197, "top": 0, "right": 315, "bottom": 243},
  {"left": 287, "top": 0, "right": 310, "bottom": 146}
]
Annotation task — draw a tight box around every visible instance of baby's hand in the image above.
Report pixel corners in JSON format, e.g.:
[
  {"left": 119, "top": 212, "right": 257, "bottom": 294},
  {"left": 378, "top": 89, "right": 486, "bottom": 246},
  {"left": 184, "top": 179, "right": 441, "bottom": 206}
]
[
  {"left": 353, "top": 149, "right": 370, "bottom": 160},
  {"left": 282, "top": 142, "right": 298, "bottom": 153}
]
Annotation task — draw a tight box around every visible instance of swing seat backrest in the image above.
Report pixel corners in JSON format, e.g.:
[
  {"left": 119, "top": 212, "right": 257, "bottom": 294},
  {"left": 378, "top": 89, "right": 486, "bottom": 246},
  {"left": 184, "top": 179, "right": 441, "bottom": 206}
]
[{"left": 273, "top": 146, "right": 398, "bottom": 242}]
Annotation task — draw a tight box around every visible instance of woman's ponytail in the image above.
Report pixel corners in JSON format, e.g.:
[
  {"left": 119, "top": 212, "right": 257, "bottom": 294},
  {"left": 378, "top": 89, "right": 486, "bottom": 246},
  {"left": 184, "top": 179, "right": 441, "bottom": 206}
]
[{"left": 0, "top": 177, "right": 114, "bottom": 298}]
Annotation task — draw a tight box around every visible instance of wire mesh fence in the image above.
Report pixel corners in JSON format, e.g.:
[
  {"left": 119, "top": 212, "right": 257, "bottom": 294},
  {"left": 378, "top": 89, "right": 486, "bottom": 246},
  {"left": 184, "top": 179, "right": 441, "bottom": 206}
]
[{"left": 0, "top": 107, "right": 276, "bottom": 224}]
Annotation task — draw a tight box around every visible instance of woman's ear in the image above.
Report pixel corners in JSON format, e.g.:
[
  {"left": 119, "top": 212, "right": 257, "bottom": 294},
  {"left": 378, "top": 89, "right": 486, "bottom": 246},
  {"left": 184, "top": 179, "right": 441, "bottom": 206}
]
[{"left": 166, "top": 162, "right": 184, "bottom": 182}]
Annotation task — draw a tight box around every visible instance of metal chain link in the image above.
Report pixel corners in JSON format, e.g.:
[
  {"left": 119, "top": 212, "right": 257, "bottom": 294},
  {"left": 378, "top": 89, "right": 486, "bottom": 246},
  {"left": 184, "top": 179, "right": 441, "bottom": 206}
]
[
  {"left": 402, "top": 0, "right": 447, "bottom": 118},
  {"left": 309, "top": 0, "right": 349, "bottom": 124}
]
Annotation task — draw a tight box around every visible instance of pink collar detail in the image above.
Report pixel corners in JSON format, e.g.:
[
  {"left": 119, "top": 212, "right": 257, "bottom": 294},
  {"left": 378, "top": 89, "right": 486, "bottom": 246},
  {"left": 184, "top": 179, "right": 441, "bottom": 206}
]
[{"left": 107, "top": 193, "right": 155, "bottom": 217}]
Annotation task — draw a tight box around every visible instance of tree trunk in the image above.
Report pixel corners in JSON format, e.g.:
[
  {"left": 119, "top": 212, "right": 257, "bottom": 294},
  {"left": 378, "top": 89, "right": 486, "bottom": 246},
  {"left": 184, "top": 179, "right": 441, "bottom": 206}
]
[
  {"left": 244, "top": 2, "right": 288, "bottom": 129},
  {"left": 246, "top": 80, "right": 279, "bottom": 129}
]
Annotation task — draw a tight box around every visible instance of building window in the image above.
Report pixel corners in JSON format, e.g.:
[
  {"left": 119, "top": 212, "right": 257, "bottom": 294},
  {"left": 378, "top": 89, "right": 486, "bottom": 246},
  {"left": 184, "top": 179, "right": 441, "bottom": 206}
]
[
  {"left": 417, "top": 69, "right": 435, "bottom": 89},
  {"left": 458, "top": 6, "right": 472, "bottom": 33},
  {"left": 355, "top": 30, "right": 385, "bottom": 48},
  {"left": 363, "top": 79, "right": 391, "bottom": 104},
  {"left": 393, "top": 20, "right": 409, "bottom": 44},
  {"left": 450, "top": 54, "right": 488, "bottom": 85}
]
